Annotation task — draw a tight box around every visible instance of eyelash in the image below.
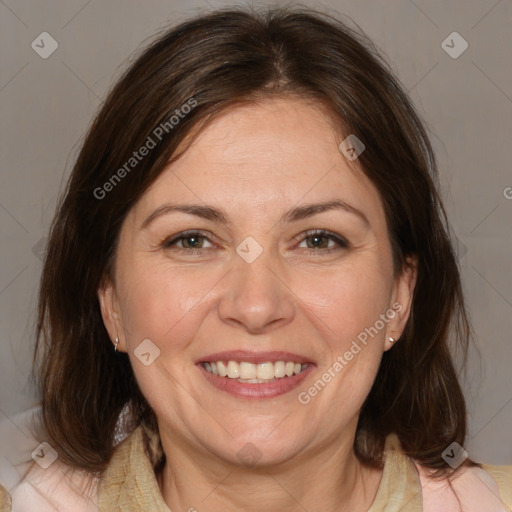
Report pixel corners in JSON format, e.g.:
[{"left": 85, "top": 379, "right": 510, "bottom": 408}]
[{"left": 161, "top": 229, "right": 349, "bottom": 256}]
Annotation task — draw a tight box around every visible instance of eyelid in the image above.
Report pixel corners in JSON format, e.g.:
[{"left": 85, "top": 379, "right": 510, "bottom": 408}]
[
  {"left": 161, "top": 229, "right": 217, "bottom": 250},
  {"left": 162, "top": 228, "right": 349, "bottom": 254},
  {"left": 294, "top": 229, "right": 349, "bottom": 251}
]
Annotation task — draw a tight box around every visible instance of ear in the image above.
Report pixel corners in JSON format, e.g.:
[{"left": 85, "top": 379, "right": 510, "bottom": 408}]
[
  {"left": 385, "top": 255, "right": 418, "bottom": 351},
  {"left": 97, "top": 278, "right": 125, "bottom": 352}
]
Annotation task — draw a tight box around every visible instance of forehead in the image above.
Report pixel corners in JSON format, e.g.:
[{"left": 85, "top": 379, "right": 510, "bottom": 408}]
[{"left": 132, "top": 98, "right": 384, "bottom": 224}]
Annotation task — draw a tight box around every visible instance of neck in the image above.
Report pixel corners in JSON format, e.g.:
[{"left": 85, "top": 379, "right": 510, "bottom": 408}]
[{"left": 156, "top": 429, "right": 382, "bottom": 512}]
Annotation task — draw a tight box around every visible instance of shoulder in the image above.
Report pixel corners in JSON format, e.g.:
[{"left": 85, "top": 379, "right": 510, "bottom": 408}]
[
  {"left": 1, "top": 483, "right": 12, "bottom": 511},
  {"left": 0, "top": 406, "right": 99, "bottom": 512},
  {"left": 414, "top": 460, "right": 512, "bottom": 512},
  {"left": 480, "top": 464, "right": 512, "bottom": 506}
]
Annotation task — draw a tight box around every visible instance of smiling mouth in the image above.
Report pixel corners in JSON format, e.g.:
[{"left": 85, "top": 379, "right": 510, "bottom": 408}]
[{"left": 201, "top": 360, "right": 309, "bottom": 383}]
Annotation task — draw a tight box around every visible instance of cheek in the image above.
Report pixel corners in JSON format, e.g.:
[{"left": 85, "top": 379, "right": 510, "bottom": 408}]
[
  {"left": 114, "top": 261, "right": 215, "bottom": 418},
  {"left": 298, "top": 259, "right": 392, "bottom": 346},
  {"left": 116, "top": 259, "right": 218, "bottom": 350},
  {"left": 298, "top": 261, "right": 393, "bottom": 409}
]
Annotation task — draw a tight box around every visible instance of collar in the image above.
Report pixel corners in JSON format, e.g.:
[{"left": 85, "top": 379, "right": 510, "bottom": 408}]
[
  {"left": 99, "top": 425, "right": 170, "bottom": 511},
  {"left": 368, "top": 433, "right": 423, "bottom": 511},
  {"left": 98, "top": 427, "right": 423, "bottom": 511}
]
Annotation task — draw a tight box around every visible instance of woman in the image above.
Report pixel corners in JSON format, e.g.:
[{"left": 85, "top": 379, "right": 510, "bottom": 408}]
[{"left": 1, "top": 6, "right": 510, "bottom": 511}]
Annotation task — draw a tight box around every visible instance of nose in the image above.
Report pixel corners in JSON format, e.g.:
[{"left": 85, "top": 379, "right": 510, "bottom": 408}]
[{"left": 217, "top": 249, "right": 295, "bottom": 334}]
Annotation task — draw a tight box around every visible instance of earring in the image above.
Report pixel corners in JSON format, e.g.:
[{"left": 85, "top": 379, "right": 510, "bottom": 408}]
[
  {"left": 388, "top": 336, "right": 396, "bottom": 344},
  {"left": 114, "top": 337, "right": 119, "bottom": 352}
]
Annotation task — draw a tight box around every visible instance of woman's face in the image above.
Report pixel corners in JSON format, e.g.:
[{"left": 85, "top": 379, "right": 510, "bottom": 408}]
[{"left": 99, "top": 98, "right": 415, "bottom": 467}]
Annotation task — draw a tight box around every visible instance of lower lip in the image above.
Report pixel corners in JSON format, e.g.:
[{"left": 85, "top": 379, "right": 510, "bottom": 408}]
[{"left": 198, "top": 364, "right": 315, "bottom": 399}]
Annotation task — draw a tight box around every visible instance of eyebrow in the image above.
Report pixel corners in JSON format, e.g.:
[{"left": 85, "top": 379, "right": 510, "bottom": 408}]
[{"left": 141, "top": 199, "right": 369, "bottom": 229}]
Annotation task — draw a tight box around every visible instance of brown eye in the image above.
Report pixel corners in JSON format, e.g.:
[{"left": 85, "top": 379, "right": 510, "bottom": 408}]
[
  {"left": 178, "top": 234, "right": 205, "bottom": 249},
  {"left": 162, "top": 231, "right": 214, "bottom": 252},
  {"left": 297, "top": 230, "right": 348, "bottom": 253}
]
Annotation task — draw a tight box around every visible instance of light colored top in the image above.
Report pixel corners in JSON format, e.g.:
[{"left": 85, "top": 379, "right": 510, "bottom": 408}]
[{"left": 1, "top": 407, "right": 511, "bottom": 511}]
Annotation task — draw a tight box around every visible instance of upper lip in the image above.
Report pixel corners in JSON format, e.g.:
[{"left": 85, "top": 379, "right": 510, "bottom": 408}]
[{"left": 197, "top": 350, "right": 314, "bottom": 365}]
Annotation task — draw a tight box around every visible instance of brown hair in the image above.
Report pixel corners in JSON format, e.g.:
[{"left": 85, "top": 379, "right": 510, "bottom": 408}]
[{"left": 32, "top": 6, "right": 474, "bottom": 479}]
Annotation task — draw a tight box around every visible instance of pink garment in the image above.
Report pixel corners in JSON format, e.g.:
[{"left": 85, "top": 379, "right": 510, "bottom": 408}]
[
  {"left": 1, "top": 407, "right": 510, "bottom": 511},
  {"left": 415, "top": 462, "right": 510, "bottom": 512}
]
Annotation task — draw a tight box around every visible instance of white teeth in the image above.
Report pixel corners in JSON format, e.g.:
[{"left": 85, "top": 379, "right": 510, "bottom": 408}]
[
  {"left": 274, "top": 361, "right": 285, "bottom": 378},
  {"left": 240, "top": 362, "right": 257, "bottom": 379},
  {"left": 203, "top": 360, "right": 309, "bottom": 380},
  {"left": 257, "top": 362, "right": 274, "bottom": 380},
  {"left": 227, "top": 361, "right": 240, "bottom": 379},
  {"left": 217, "top": 361, "right": 227, "bottom": 377}
]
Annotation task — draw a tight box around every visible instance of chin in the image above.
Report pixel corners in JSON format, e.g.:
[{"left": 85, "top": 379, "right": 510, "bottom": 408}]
[{"left": 209, "top": 430, "right": 308, "bottom": 469}]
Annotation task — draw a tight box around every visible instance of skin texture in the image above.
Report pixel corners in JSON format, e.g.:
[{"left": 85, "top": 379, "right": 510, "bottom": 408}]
[{"left": 98, "top": 98, "right": 417, "bottom": 511}]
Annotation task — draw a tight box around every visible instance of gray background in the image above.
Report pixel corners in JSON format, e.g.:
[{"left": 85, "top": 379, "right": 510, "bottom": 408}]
[{"left": 1, "top": 0, "right": 511, "bottom": 464}]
